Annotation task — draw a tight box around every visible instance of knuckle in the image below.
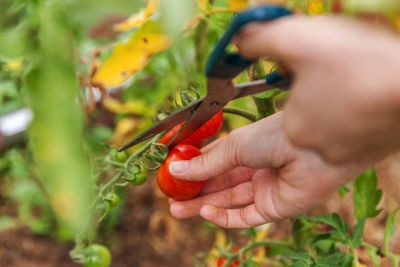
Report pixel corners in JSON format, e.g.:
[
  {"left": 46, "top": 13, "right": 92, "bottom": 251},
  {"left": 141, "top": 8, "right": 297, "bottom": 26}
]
[{"left": 239, "top": 208, "right": 251, "bottom": 227}]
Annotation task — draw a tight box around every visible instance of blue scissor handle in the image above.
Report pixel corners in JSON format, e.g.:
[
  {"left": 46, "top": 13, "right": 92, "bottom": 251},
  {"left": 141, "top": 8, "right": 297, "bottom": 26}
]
[{"left": 205, "top": 5, "right": 292, "bottom": 87}]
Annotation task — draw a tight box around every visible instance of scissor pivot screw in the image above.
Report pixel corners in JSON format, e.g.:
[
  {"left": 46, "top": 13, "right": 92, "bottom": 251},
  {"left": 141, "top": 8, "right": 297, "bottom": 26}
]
[{"left": 211, "top": 101, "right": 219, "bottom": 106}]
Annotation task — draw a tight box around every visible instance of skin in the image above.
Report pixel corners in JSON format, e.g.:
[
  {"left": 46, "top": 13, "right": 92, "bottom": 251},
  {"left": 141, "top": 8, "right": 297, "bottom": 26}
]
[{"left": 168, "top": 16, "right": 400, "bottom": 228}]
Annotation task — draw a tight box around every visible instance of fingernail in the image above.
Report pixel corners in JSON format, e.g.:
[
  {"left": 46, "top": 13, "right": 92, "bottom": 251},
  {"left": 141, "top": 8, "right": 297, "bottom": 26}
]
[{"left": 169, "top": 160, "right": 189, "bottom": 174}]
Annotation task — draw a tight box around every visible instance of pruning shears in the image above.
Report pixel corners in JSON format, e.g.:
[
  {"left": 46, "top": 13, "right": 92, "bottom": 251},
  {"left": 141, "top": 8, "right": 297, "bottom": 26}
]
[{"left": 119, "top": 5, "right": 292, "bottom": 152}]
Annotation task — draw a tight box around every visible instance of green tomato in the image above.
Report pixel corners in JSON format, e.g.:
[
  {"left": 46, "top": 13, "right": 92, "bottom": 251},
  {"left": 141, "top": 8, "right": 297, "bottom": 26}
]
[
  {"left": 104, "top": 193, "right": 119, "bottom": 207},
  {"left": 110, "top": 149, "right": 127, "bottom": 163},
  {"left": 130, "top": 164, "right": 147, "bottom": 186},
  {"left": 84, "top": 244, "right": 111, "bottom": 267}
]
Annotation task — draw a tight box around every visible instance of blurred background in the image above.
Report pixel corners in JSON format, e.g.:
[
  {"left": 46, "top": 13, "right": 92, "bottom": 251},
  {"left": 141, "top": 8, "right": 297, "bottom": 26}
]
[{"left": 1, "top": 0, "right": 400, "bottom": 266}]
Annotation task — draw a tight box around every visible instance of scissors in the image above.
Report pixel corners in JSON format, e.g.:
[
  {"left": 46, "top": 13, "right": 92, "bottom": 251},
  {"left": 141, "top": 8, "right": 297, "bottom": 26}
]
[{"left": 119, "top": 5, "right": 292, "bottom": 152}]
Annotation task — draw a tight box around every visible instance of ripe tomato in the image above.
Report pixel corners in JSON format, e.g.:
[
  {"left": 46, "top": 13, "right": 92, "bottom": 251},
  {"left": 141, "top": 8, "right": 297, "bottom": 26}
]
[
  {"left": 158, "top": 121, "right": 204, "bottom": 148},
  {"left": 158, "top": 110, "right": 223, "bottom": 147},
  {"left": 216, "top": 247, "right": 246, "bottom": 267},
  {"left": 157, "top": 144, "right": 205, "bottom": 200},
  {"left": 216, "top": 257, "right": 241, "bottom": 267},
  {"left": 190, "top": 110, "right": 223, "bottom": 140}
]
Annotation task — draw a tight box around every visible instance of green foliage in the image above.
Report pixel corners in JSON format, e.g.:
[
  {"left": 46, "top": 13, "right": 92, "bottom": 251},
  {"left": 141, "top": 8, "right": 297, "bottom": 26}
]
[
  {"left": 302, "top": 213, "right": 349, "bottom": 242},
  {"left": 338, "top": 185, "right": 350, "bottom": 197},
  {"left": 383, "top": 209, "right": 398, "bottom": 252},
  {"left": 351, "top": 217, "right": 365, "bottom": 247},
  {"left": 353, "top": 168, "right": 382, "bottom": 220}
]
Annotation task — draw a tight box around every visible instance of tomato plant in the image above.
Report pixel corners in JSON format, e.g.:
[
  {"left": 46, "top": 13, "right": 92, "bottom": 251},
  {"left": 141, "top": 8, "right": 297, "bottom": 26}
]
[
  {"left": 158, "top": 110, "right": 223, "bottom": 148},
  {"left": 216, "top": 247, "right": 246, "bottom": 267},
  {"left": 104, "top": 193, "right": 119, "bottom": 207},
  {"left": 157, "top": 144, "right": 205, "bottom": 200},
  {"left": 129, "top": 164, "right": 148, "bottom": 185},
  {"left": 189, "top": 110, "right": 224, "bottom": 140},
  {"left": 84, "top": 244, "right": 111, "bottom": 267},
  {"left": 158, "top": 121, "right": 204, "bottom": 148},
  {"left": 1, "top": 0, "right": 400, "bottom": 266},
  {"left": 109, "top": 148, "right": 128, "bottom": 163}
]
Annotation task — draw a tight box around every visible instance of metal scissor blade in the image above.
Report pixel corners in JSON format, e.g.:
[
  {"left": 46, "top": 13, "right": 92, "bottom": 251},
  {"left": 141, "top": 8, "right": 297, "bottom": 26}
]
[
  {"left": 118, "top": 99, "right": 203, "bottom": 151},
  {"left": 169, "top": 78, "right": 236, "bottom": 147},
  {"left": 119, "top": 79, "right": 286, "bottom": 151}
]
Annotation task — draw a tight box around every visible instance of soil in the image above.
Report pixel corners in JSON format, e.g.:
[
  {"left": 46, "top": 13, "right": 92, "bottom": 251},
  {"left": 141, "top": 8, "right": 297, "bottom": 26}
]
[
  {"left": 1, "top": 168, "right": 400, "bottom": 267},
  {"left": 0, "top": 176, "right": 216, "bottom": 267}
]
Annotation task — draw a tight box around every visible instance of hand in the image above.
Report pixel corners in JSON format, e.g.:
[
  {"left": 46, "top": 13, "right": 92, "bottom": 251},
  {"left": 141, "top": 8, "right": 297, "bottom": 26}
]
[
  {"left": 235, "top": 15, "right": 400, "bottom": 164},
  {"left": 168, "top": 113, "right": 368, "bottom": 228}
]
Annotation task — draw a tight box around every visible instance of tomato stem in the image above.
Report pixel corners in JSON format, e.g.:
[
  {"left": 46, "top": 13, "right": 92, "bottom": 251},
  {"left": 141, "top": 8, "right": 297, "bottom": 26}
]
[
  {"left": 249, "top": 62, "right": 278, "bottom": 119},
  {"left": 222, "top": 107, "right": 257, "bottom": 122}
]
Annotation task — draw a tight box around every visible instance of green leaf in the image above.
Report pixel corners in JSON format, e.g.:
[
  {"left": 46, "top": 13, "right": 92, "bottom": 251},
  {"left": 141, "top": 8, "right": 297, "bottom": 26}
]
[
  {"left": 285, "top": 251, "right": 314, "bottom": 266},
  {"left": 301, "top": 213, "right": 349, "bottom": 242},
  {"left": 351, "top": 217, "right": 365, "bottom": 247},
  {"left": 314, "top": 257, "right": 341, "bottom": 267},
  {"left": 292, "top": 218, "right": 314, "bottom": 250},
  {"left": 366, "top": 246, "right": 381, "bottom": 267},
  {"left": 253, "top": 88, "right": 282, "bottom": 99},
  {"left": 316, "top": 254, "right": 353, "bottom": 267},
  {"left": 383, "top": 209, "right": 399, "bottom": 252},
  {"left": 338, "top": 186, "right": 349, "bottom": 197},
  {"left": 353, "top": 168, "right": 382, "bottom": 220}
]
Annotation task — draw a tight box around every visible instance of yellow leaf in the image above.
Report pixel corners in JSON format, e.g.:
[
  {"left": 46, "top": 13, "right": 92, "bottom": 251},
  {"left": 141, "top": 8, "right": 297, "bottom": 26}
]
[
  {"left": 93, "top": 22, "right": 172, "bottom": 87},
  {"left": 228, "top": 0, "right": 248, "bottom": 11},
  {"left": 307, "top": 0, "right": 325, "bottom": 15},
  {"left": 251, "top": 224, "right": 271, "bottom": 263},
  {"left": 249, "top": 0, "right": 286, "bottom": 5},
  {"left": 182, "top": 15, "right": 203, "bottom": 31},
  {"left": 114, "top": 0, "right": 159, "bottom": 32},
  {"left": 196, "top": 0, "right": 209, "bottom": 10},
  {"left": 102, "top": 96, "right": 152, "bottom": 115},
  {"left": 3, "top": 58, "right": 23, "bottom": 71},
  {"left": 206, "top": 230, "right": 227, "bottom": 266},
  {"left": 392, "top": 15, "right": 400, "bottom": 32},
  {"left": 110, "top": 117, "right": 140, "bottom": 146},
  {"left": 254, "top": 224, "right": 271, "bottom": 241}
]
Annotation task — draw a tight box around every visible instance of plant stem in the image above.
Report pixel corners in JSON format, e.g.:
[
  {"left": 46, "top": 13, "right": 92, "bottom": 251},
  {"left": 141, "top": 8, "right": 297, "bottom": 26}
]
[
  {"left": 222, "top": 107, "right": 257, "bottom": 122},
  {"left": 243, "top": 240, "right": 293, "bottom": 253},
  {"left": 362, "top": 241, "right": 400, "bottom": 267},
  {"left": 249, "top": 62, "right": 277, "bottom": 119},
  {"left": 125, "top": 133, "right": 163, "bottom": 168},
  {"left": 352, "top": 247, "right": 360, "bottom": 267}
]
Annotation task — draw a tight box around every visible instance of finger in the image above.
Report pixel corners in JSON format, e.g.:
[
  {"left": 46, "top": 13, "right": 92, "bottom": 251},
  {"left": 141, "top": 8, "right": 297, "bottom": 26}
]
[
  {"left": 234, "top": 15, "right": 310, "bottom": 63},
  {"left": 170, "top": 181, "right": 254, "bottom": 219},
  {"left": 200, "top": 137, "right": 225, "bottom": 153},
  {"left": 199, "top": 204, "right": 269, "bottom": 228},
  {"left": 200, "top": 167, "right": 255, "bottom": 195},
  {"left": 169, "top": 132, "right": 240, "bottom": 181}
]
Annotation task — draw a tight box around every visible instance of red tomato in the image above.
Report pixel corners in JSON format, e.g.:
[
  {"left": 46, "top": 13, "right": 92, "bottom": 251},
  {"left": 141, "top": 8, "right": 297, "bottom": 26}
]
[
  {"left": 190, "top": 110, "right": 223, "bottom": 140},
  {"left": 157, "top": 144, "right": 205, "bottom": 200},
  {"left": 216, "top": 258, "right": 241, "bottom": 267},
  {"left": 216, "top": 247, "right": 243, "bottom": 267},
  {"left": 158, "top": 122, "right": 204, "bottom": 148},
  {"left": 158, "top": 110, "right": 223, "bottom": 147}
]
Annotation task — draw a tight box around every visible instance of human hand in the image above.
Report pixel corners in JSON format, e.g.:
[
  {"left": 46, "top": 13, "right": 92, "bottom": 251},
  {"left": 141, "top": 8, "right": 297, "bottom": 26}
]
[
  {"left": 235, "top": 15, "right": 400, "bottom": 164},
  {"left": 168, "top": 113, "right": 368, "bottom": 228}
]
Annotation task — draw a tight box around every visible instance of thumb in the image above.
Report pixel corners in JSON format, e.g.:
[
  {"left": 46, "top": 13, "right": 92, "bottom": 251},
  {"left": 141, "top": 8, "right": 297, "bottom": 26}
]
[
  {"left": 234, "top": 15, "right": 310, "bottom": 62},
  {"left": 169, "top": 113, "right": 293, "bottom": 181},
  {"left": 169, "top": 134, "right": 239, "bottom": 181}
]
